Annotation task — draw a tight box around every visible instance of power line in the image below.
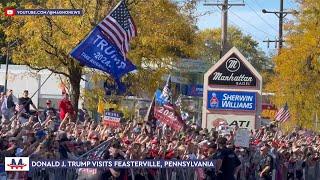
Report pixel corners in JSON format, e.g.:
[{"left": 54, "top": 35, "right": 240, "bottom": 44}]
[
  {"left": 228, "top": 19, "right": 266, "bottom": 42},
  {"left": 214, "top": 7, "right": 266, "bottom": 43},
  {"left": 246, "top": 0, "right": 278, "bottom": 33},
  {"left": 228, "top": 9, "right": 274, "bottom": 37},
  {"left": 204, "top": 0, "right": 245, "bottom": 57},
  {"left": 251, "top": 0, "right": 265, "bottom": 11}
]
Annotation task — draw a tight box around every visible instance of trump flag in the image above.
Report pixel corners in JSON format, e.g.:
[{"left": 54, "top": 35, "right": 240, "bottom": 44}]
[{"left": 70, "top": 27, "right": 136, "bottom": 79}]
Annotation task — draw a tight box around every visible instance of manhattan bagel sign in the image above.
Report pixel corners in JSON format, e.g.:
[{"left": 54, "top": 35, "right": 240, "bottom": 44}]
[
  {"left": 208, "top": 51, "right": 258, "bottom": 88},
  {"left": 202, "top": 47, "right": 262, "bottom": 131}
]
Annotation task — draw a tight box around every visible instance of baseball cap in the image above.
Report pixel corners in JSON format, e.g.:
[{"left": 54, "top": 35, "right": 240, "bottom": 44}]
[
  {"left": 110, "top": 140, "right": 121, "bottom": 149},
  {"left": 217, "top": 137, "right": 227, "bottom": 145},
  {"left": 208, "top": 143, "right": 217, "bottom": 149}
]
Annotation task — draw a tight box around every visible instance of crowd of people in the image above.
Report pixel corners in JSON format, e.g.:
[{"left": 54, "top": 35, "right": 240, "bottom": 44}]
[{"left": 0, "top": 89, "right": 320, "bottom": 180}]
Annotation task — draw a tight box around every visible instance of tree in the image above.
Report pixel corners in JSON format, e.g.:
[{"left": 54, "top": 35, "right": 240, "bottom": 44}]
[
  {"left": 196, "top": 27, "right": 271, "bottom": 72},
  {"left": 3, "top": 0, "right": 198, "bottom": 109},
  {"left": 3, "top": 0, "right": 116, "bottom": 110},
  {"left": 267, "top": 0, "right": 320, "bottom": 129},
  {"left": 127, "top": 0, "right": 198, "bottom": 96}
]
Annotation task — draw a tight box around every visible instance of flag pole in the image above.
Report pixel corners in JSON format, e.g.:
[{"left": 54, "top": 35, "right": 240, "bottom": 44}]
[
  {"left": 144, "top": 94, "right": 155, "bottom": 122},
  {"left": 77, "top": 139, "right": 112, "bottom": 159},
  {"left": 316, "top": 112, "right": 318, "bottom": 132}
]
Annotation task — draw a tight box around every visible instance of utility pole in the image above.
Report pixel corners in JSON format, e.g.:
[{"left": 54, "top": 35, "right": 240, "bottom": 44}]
[
  {"left": 279, "top": 0, "right": 284, "bottom": 49},
  {"left": 204, "top": 0, "right": 244, "bottom": 58},
  {"left": 4, "top": 43, "right": 9, "bottom": 93},
  {"left": 263, "top": 39, "right": 281, "bottom": 49},
  {"left": 4, "top": 41, "right": 18, "bottom": 93},
  {"left": 262, "top": 0, "right": 297, "bottom": 53}
]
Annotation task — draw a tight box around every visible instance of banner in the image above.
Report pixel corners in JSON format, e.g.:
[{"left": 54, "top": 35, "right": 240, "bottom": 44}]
[
  {"left": 207, "top": 91, "right": 256, "bottom": 111},
  {"left": 234, "top": 128, "right": 250, "bottom": 148},
  {"left": 103, "top": 111, "right": 121, "bottom": 127},
  {"left": 154, "top": 90, "right": 184, "bottom": 131},
  {"left": 154, "top": 104, "right": 184, "bottom": 131},
  {"left": 70, "top": 27, "right": 136, "bottom": 79},
  {"left": 261, "top": 104, "right": 277, "bottom": 119}
]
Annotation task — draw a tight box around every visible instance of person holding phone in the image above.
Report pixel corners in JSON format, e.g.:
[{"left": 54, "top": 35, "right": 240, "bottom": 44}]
[{"left": 43, "top": 100, "right": 57, "bottom": 121}]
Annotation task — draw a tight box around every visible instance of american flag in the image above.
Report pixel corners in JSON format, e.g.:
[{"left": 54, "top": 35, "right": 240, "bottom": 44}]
[
  {"left": 98, "top": 0, "right": 137, "bottom": 56},
  {"left": 275, "top": 103, "right": 290, "bottom": 123},
  {"left": 161, "top": 75, "right": 172, "bottom": 104}
]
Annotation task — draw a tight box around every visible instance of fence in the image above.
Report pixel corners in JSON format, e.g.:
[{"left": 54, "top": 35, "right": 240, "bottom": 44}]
[{"left": 236, "top": 158, "right": 320, "bottom": 180}]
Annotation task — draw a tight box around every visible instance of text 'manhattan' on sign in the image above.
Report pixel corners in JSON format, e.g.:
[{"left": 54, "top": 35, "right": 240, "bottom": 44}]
[{"left": 208, "top": 53, "right": 258, "bottom": 88}]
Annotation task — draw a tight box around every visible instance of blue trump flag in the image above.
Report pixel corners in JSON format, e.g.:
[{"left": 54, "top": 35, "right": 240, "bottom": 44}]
[
  {"left": 155, "top": 89, "right": 165, "bottom": 105},
  {"left": 70, "top": 27, "right": 136, "bottom": 79}
]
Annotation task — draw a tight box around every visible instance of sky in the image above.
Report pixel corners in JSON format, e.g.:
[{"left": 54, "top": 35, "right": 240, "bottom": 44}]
[{"left": 195, "top": 0, "right": 298, "bottom": 56}]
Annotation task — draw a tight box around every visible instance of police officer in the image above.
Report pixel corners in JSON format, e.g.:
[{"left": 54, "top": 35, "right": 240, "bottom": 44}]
[
  {"left": 205, "top": 143, "right": 218, "bottom": 180},
  {"left": 258, "top": 144, "right": 273, "bottom": 180},
  {"left": 215, "top": 137, "right": 241, "bottom": 180}
]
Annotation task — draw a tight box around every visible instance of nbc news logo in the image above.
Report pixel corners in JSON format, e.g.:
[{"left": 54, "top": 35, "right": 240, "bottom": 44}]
[{"left": 5, "top": 157, "right": 29, "bottom": 171}]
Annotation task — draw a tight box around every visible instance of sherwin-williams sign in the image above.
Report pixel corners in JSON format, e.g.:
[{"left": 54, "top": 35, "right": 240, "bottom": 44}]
[
  {"left": 208, "top": 53, "right": 257, "bottom": 87},
  {"left": 207, "top": 91, "right": 256, "bottom": 111}
]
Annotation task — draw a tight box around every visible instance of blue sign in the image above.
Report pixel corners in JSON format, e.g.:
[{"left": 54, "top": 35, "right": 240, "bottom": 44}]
[
  {"left": 207, "top": 91, "right": 256, "bottom": 111},
  {"left": 186, "top": 85, "right": 203, "bottom": 97},
  {"left": 70, "top": 27, "right": 136, "bottom": 79}
]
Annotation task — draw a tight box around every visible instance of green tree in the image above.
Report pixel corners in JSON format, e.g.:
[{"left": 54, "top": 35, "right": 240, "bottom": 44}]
[
  {"left": 196, "top": 27, "right": 271, "bottom": 72},
  {"left": 3, "top": 0, "right": 198, "bottom": 109},
  {"left": 127, "top": 0, "right": 198, "bottom": 96},
  {"left": 267, "top": 0, "right": 320, "bottom": 129}
]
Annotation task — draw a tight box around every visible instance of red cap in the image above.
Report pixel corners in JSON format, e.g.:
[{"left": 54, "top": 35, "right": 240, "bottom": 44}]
[
  {"left": 165, "top": 149, "right": 175, "bottom": 159},
  {"left": 124, "top": 139, "right": 131, "bottom": 145},
  {"left": 149, "top": 149, "right": 159, "bottom": 157},
  {"left": 151, "top": 139, "right": 158, "bottom": 144}
]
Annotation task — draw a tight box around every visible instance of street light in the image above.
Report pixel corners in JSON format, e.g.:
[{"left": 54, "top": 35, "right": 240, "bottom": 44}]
[
  {"left": 262, "top": 9, "right": 298, "bottom": 16},
  {"left": 262, "top": 7, "right": 297, "bottom": 50},
  {"left": 4, "top": 40, "right": 18, "bottom": 93}
]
